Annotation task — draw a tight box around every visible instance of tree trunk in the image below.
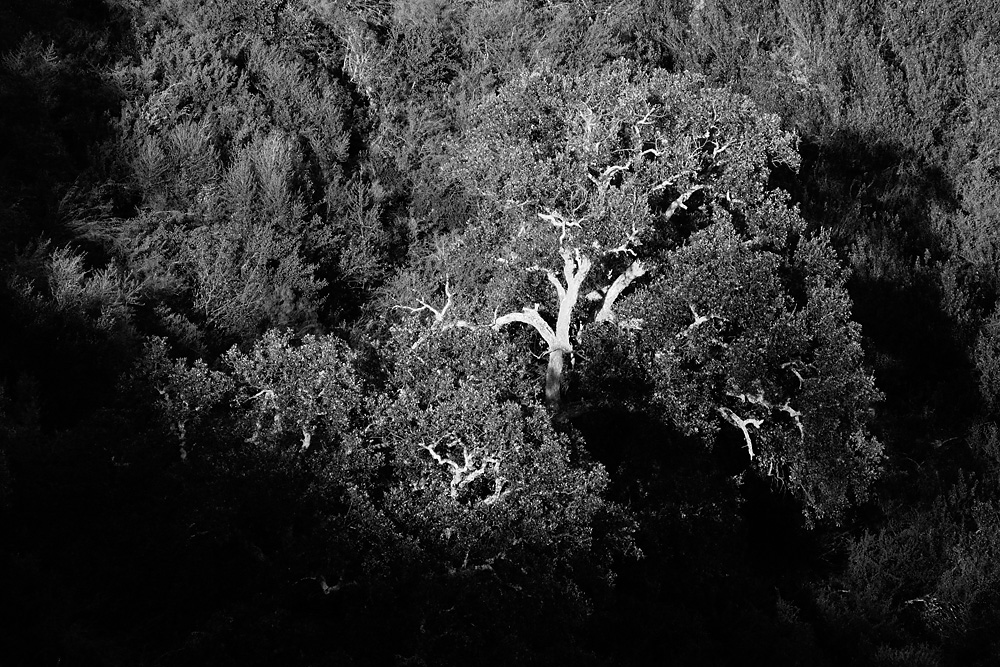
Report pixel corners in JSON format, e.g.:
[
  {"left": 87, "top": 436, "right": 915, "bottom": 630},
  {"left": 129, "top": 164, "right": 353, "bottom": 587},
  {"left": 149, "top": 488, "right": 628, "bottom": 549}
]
[{"left": 545, "top": 348, "right": 566, "bottom": 412}]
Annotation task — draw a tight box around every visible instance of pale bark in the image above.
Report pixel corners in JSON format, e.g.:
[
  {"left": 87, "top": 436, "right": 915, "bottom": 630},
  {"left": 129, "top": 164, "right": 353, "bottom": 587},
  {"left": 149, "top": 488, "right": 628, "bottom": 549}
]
[
  {"left": 546, "top": 348, "right": 567, "bottom": 412},
  {"left": 397, "top": 276, "right": 474, "bottom": 349},
  {"left": 717, "top": 406, "right": 763, "bottom": 459},
  {"left": 649, "top": 185, "right": 704, "bottom": 224},
  {"left": 493, "top": 307, "right": 557, "bottom": 349},
  {"left": 554, "top": 250, "right": 591, "bottom": 343},
  {"left": 494, "top": 250, "right": 591, "bottom": 412},
  {"left": 596, "top": 260, "right": 646, "bottom": 323},
  {"left": 420, "top": 440, "right": 501, "bottom": 501},
  {"left": 727, "top": 390, "right": 805, "bottom": 438}
]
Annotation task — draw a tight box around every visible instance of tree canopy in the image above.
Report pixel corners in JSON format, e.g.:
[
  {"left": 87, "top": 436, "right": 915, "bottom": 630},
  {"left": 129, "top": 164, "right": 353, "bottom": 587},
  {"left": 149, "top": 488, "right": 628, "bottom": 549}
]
[{"left": 392, "top": 61, "right": 881, "bottom": 520}]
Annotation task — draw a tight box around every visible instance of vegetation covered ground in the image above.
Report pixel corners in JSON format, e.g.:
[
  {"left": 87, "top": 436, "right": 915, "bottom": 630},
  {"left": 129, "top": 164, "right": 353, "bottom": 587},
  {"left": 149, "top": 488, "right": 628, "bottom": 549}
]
[{"left": 2, "top": 1, "right": 1000, "bottom": 665}]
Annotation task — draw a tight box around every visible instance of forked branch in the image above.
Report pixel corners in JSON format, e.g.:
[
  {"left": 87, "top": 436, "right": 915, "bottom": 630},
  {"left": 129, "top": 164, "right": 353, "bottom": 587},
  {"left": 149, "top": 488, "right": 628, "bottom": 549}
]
[
  {"left": 555, "top": 249, "right": 592, "bottom": 343},
  {"left": 420, "top": 440, "right": 502, "bottom": 500},
  {"left": 538, "top": 209, "right": 582, "bottom": 246},
  {"left": 395, "top": 275, "right": 457, "bottom": 324},
  {"left": 727, "top": 390, "right": 805, "bottom": 438},
  {"left": 717, "top": 406, "right": 763, "bottom": 459},
  {"left": 396, "top": 276, "right": 474, "bottom": 349}
]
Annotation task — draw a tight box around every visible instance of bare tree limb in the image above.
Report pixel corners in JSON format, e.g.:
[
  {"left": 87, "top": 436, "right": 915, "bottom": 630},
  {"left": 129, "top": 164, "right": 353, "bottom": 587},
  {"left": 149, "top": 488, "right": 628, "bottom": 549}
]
[
  {"left": 396, "top": 276, "right": 476, "bottom": 349},
  {"left": 649, "top": 185, "right": 704, "bottom": 224},
  {"left": 596, "top": 260, "right": 646, "bottom": 323},
  {"left": 530, "top": 265, "right": 566, "bottom": 302},
  {"left": 555, "top": 249, "right": 592, "bottom": 344},
  {"left": 781, "top": 360, "right": 815, "bottom": 387},
  {"left": 396, "top": 275, "right": 456, "bottom": 323},
  {"left": 607, "top": 215, "right": 644, "bottom": 256},
  {"left": 420, "top": 440, "right": 503, "bottom": 501},
  {"left": 538, "top": 209, "right": 581, "bottom": 246},
  {"left": 494, "top": 249, "right": 591, "bottom": 351},
  {"left": 717, "top": 406, "right": 763, "bottom": 459},
  {"left": 483, "top": 476, "right": 510, "bottom": 505},
  {"left": 680, "top": 304, "right": 725, "bottom": 338},
  {"left": 493, "top": 306, "right": 558, "bottom": 350},
  {"left": 727, "top": 390, "right": 806, "bottom": 438},
  {"left": 495, "top": 243, "right": 593, "bottom": 412},
  {"left": 779, "top": 402, "right": 805, "bottom": 437},
  {"left": 647, "top": 171, "right": 696, "bottom": 194}
]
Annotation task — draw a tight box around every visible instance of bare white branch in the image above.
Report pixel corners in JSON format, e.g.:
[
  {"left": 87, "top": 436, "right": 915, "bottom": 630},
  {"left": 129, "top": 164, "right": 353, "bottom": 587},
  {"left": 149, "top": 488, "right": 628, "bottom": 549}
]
[
  {"left": 555, "top": 249, "right": 592, "bottom": 344},
  {"left": 779, "top": 402, "right": 805, "bottom": 437},
  {"left": 607, "top": 217, "right": 644, "bottom": 256},
  {"left": 596, "top": 260, "right": 647, "bottom": 323},
  {"left": 690, "top": 304, "right": 710, "bottom": 328},
  {"left": 717, "top": 406, "right": 763, "bottom": 459},
  {"left": 647, "top": 171, "right": 697, "bottom": 195},
  {"left": 660, "top": 185, "right": 704, "bottom": 223},
  {"left": 680, "top": 304, "right": 725, "bottom": 338},
  {"left": 538, "top": 209, "right": 582, "bottom": 246},
  {"left": 483, "top": 476, "right": 510, "bottom": 505},
  {"left": 529, "top": 265, "right": 567, "bottom": 302},
  {"left": 396, "top": 276, "right": 476, "bottom": 349},
  {"left": 587, "top": 164, "right": 630, "bottom": 188},
  {"left": 635, "top": 105, "right": 657, "bottom": 131},
  {"left": 420, "top": 440, "right": 504, "bottom": 502},
  {"left": 420, "top": 440, "right": 461, "bottom": 473},
  {"left": 727, "top": 390, "right": 805, "bottom": 438},
  {"left": 245, "top": 388, "right": 276, "bottom": 404},
  {"left": 713, "top": 140, "right": 733, "bottom": 158},
  {"left": 493, "top": 306, "right": 558, "bottom": 350},
  {"left": 781, "top": 361, "right": 814, "bottom": 387},
  {"left": 396, "top": 276, "right": 455, "bottom": 323}
]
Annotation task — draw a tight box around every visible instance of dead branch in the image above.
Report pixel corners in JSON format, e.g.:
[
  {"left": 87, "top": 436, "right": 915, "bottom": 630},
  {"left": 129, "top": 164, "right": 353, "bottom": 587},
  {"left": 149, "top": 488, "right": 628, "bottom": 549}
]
[
  {"left": 647, "top": 171, "right": 697, "bottom": 195},
  {"left": 529, "top": 264, "right": 567, "bottom": 302},
  {"left": 607, "top": 218, "right": 643, "bottom": 256},
  {"left": 396, "top": 276, "right": 476, "bottom": 349},
  {"left": 395, "top": 275, "right": 456, "bottom": 324},
  {"left": 680, "top": 304, "right": 724, "bottom": 338}
]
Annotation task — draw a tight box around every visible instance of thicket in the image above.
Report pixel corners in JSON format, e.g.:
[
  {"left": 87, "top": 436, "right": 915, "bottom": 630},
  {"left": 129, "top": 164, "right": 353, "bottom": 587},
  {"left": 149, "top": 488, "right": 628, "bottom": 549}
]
[{"left": 2, "top": 1, "right": 1000, "bottom": 665}]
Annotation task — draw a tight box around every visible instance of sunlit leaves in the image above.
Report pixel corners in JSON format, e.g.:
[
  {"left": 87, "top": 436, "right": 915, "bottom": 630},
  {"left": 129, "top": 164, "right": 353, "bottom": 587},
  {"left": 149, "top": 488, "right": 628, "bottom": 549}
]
[
  {"left": 624, "top": 219, "right": 882, "bottom": 521},
  {"left": 225, "top": 330, "right": 362, "bottom": 452},
  {"left": 374, "top": 327, "right": 616, "bottom": 581}
]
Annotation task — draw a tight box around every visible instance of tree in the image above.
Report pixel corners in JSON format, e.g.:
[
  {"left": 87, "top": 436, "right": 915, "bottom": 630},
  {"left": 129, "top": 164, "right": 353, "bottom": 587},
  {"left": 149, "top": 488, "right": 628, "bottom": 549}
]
[
  {"left": 70, "top": 0, "right": 371, "bottom": 350},
  {"left": 625, "top": 220, "right": 883, "bottom": 520},
  {"left": 225, "top": 329, "right": 362, "bottom": 453},
  {"left": 369, "top": 325, "right": 629, "bottom": 660},
  {"left": 394, "top": 61, "right": 881, "bottom": 520}
]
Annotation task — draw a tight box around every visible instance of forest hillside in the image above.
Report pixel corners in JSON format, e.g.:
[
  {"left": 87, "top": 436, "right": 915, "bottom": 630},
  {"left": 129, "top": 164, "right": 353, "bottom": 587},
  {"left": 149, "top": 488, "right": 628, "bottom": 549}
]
[{"left": 2, "top": 1, "right": 1000, "bottom": 665}]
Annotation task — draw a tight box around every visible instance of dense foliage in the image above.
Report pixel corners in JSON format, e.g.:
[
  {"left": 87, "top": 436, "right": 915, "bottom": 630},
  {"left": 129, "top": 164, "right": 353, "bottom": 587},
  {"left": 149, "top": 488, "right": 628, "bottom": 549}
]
[{"left": 2, "top": 1, "right": 999, "bottom": 665}]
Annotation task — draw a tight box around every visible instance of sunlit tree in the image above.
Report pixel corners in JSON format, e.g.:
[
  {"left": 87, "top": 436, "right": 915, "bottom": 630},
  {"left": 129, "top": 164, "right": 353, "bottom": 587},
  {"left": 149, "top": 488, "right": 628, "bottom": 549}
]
[{"left": 394, "top": 61, "right": 881, "bottom": 520}]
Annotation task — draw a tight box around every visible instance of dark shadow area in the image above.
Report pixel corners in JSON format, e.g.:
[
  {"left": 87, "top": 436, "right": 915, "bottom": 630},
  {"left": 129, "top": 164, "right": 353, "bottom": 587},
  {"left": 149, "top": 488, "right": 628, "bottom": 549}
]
[{"left": 572, "top": 408, "right": 828, "bottom": 665}]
